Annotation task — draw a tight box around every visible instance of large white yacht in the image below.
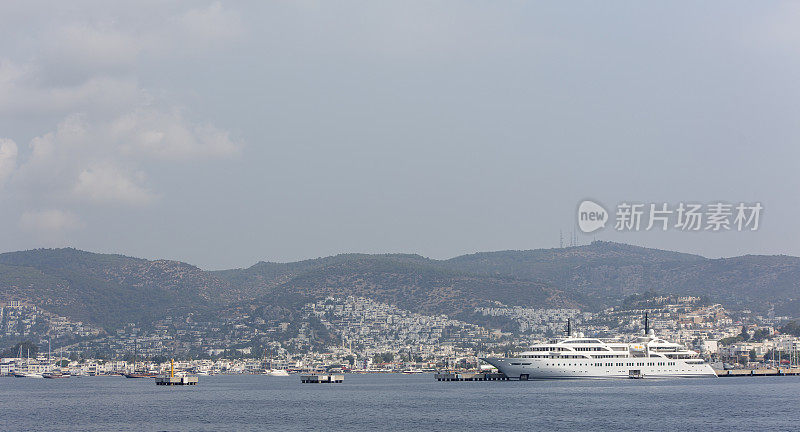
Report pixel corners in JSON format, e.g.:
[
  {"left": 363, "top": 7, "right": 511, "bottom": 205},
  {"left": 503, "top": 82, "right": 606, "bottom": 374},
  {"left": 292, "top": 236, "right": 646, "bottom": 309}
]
[{"left": 482, "top": 320, "right": 716, "bottom": 380}]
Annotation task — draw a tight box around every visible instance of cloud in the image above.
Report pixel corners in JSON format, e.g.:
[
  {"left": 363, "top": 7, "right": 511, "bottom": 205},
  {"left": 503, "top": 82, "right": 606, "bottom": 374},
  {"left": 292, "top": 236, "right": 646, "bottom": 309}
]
[
  {"left": 19, "top": 209, "right": 82, "bottom": 233},
  {"left": 41, "top": 23, "right": 141, "bottom": 85},
  {"left": 0, "top": 138, "right": 17, "bottom": 172},
  {"left": 0, "top": 3, "right": 244, "bottom": 228},
  {"left": 20, "top": 76, "right": 142, "bottom": 118},
  {"left": 112, "top": 107, "right": 240, "bottom": 160},
  {"left": 10, "top": 105, "right": 235, "bottom": 208},
  {"left": 172, "top": 1, "right": 244, "bottom": 48},
  {"left": 73, "top": 164, "right": 154, "bottom": 206},
  {"left": 0, "top": 138, "right": 17, "bottom": 185}
]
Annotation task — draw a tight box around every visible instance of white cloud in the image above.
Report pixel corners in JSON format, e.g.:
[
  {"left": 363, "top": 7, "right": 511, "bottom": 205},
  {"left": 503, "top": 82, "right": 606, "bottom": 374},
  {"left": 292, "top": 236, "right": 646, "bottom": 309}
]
[
  {"left": 11, "top": 106, "right": 236, "bottom": 207},
  {"left": 172, "top": 2, "right": 244, "bottom": 48},
  {"left": 0, "top": 3, "right": 244, "bottom": 225},
  {"left": 73, "top": 164, "right": 154, "bottom": 206},
  {"left": 41, "top": 23, "right": 141, "bottom": 85},
  {"left": 0, "top": 58, "right": 144, "bottom": 117},
  {"left": 0, "top": 138, "right": 17, "bottom": 185},
  {"left": 112, "top": 107, "right": 240, "bottom": 160},
  {"left": 19, "top": 209, "right": 82, "bottom": 233}
]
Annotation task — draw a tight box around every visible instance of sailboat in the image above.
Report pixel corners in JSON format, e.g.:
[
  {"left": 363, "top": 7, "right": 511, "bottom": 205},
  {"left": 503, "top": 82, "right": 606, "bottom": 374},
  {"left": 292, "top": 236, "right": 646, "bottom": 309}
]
[
  {"left": 13, "top": 347, "right": 44, "bottom": 378},
  {"left": 42, "top": 341, "right": 70, "bottom": 378},
  {"left": 123, "top": 339, "right": 156, "bottom": 378}
]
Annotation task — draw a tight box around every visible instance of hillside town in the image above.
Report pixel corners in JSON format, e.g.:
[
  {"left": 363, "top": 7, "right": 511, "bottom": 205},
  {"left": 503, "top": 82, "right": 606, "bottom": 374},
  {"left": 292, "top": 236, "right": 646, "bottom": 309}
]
[{"left": 2, "top": 295, "right": 800, "bottom": 376}]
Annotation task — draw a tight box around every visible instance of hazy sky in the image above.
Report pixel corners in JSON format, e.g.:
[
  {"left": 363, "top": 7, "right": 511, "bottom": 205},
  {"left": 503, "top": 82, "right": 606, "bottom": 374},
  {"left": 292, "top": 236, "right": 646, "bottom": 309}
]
[{"left": 1, "top": 1, "right": 799, "bottom": 269}]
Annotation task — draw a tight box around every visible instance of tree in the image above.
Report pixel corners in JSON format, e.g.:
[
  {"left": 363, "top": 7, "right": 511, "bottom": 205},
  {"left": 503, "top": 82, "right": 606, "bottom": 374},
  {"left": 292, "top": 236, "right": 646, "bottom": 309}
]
[
  {"left": 780, "top": 321, "right": 800, "bottom": 337},
  {"left": 151, "top": 354, "right": 170, "bottom": 364},
  {"left": 371, "top": 352, "right": 394, "bottom": 364},
  {"left": 1, "top": 341, "right": 39, "bottom": 358},
  {"left": 751, "top": 328, "right": 771, "bottom": 342},
  {"left": 739, "top": 326, "right": 750, "bottom": 342}
]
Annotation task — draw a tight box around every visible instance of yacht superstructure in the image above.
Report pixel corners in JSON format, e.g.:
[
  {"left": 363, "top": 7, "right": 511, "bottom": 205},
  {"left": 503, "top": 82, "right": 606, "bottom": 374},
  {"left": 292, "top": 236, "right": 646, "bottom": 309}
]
[{"left": 481, "top": 319, "right": 716, "bottom": 380}]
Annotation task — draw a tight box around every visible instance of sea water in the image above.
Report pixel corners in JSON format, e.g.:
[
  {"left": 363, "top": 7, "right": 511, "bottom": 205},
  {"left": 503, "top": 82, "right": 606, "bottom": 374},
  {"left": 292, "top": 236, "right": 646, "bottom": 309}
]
[{"left": 1, "top": 374, "right": 798, "bottom": 431}]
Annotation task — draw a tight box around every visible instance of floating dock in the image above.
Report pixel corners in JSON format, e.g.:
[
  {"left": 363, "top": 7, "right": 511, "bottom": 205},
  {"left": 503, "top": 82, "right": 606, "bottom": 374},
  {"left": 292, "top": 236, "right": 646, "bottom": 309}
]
[
  {"left": 155, "top": 375, "right": 199, "bottom": 385},
  {"left": 434, "top": 372, "right": 509, "bottom": 381},
  {"left": 155, "top": 359, "right": 198, "bottom": 385},
  {"left": 715, "top": 368, "right": 800, "bottom": 377},
  {"left": 300, "top": 374, "right": 344, "bottom": 383}
]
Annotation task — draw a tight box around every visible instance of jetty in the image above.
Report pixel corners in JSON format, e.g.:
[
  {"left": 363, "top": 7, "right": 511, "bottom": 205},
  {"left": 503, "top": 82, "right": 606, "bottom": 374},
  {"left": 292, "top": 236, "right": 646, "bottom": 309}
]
[
  {"left": 715, "top": 368, "right": 800, "bottom": 377},
  {"left": 155, "top": 359, "right": 198, "bottom": 386},
  {"left": 434, "top": 372, "right": 509, "bottom": 381},
  {"left": 156, "top": 375, "right": 199, "bottom": 385},
  {"left": 300, "top": 374, "right": 344, "bottom": 383}
]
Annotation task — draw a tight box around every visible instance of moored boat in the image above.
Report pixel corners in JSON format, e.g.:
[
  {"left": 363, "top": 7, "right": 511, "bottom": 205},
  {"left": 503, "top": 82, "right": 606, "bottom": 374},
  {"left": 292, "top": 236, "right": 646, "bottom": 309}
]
[
  {"left": 481, "top": 316, "right": 716, "bottom": 380},
  {"left": 123, "top": 372, "right": 157, "bottom": 378}
]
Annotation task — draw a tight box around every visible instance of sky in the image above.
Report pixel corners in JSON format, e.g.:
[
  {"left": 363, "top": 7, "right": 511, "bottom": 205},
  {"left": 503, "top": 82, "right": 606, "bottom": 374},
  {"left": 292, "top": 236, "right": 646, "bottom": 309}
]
[{"left": 1, "top": 1, "right": 799, "bottom": 269}]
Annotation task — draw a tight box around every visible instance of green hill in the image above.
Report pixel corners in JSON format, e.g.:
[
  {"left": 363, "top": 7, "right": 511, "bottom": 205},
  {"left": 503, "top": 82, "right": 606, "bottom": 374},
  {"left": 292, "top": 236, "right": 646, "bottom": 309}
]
[
  {"left": 0, "top": 248, "right": 234, "bottom": 328},
  {"left": 2, "top": 242, "right": 800, "bottom": 331}
]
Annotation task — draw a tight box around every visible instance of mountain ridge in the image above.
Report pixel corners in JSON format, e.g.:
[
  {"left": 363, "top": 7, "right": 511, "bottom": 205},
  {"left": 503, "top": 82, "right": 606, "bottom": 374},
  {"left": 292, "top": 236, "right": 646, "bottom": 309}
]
[{"left": 2, "top": 242, "right": 799, "bottom": 330}]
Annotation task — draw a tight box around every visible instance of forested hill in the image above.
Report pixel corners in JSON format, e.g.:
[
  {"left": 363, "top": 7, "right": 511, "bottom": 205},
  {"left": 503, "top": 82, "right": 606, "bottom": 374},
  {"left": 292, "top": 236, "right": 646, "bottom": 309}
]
[{"left": 2, "top": 242, "right": 799, "bottom": 330}]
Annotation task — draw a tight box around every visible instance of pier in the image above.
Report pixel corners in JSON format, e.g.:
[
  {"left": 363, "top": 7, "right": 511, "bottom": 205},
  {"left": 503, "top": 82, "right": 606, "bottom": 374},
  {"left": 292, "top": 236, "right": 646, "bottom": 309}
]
[
  {"left": 155, "top": 376, "right": 199, "bottom": 385},
  {"left": 155, "top": 359, "right": 198, "bottom": 385},
  {"left": 434, "top": 372, "right": 509, "bottom": 381},
  {"left": 715, "top": 368, "right": 800, "bottom": 377},
  {"left": 300, "top": 374, "right": 344, "bottom": 383}
]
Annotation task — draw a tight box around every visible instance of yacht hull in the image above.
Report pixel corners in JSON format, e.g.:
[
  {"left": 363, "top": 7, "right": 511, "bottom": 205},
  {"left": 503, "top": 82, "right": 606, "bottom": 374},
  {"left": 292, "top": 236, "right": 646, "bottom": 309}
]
[{"left": 481, "top": 357, "right": 717, "bottom": 380}]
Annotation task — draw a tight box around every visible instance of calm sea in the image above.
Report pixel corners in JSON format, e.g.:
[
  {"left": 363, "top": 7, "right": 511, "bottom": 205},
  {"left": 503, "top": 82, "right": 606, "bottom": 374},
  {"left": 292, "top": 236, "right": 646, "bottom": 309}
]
[{"left": 1, "top": 374, "right": 798, "bottom": 431}]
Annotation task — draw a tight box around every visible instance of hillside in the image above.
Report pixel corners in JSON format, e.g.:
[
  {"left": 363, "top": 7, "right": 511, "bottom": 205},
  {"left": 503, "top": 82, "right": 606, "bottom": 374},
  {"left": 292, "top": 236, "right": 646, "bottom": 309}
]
[
  {"left": 214, "top": 254, "right": 575, "bottom": 329},
  {"left": 212, "top": 254, "right": 434, "bottom": 299},
  {"left": 444, "top": 242, "right": 800, "bottom": 314},
  {"left": 1, "top": 243, "right": 800, "bottom": 331},
  {"left": 0, "top": 248, "right": 236, "bottom": 328},
  {"left": 265, "top": 254, "right": 572, "bottom": 313}
]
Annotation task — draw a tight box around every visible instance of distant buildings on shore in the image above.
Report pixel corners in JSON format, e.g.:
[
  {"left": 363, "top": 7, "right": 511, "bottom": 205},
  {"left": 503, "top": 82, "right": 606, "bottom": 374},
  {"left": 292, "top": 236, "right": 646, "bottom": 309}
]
[{"left": 2, "top": 297, "right": 799, "bottom": 372}]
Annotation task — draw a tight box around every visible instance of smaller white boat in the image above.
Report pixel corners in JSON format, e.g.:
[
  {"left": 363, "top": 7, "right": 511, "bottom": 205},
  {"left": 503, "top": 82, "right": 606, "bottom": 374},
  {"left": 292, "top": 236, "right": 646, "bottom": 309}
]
[
  {"left": 264, "top": 369, "right": 290, "bottom": 376},
  {"left": 13, "top": 372, "right": 44, "bottom": 378},
  {"left": 402, "top": 369, "right": 424, "bottom": 374}
]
